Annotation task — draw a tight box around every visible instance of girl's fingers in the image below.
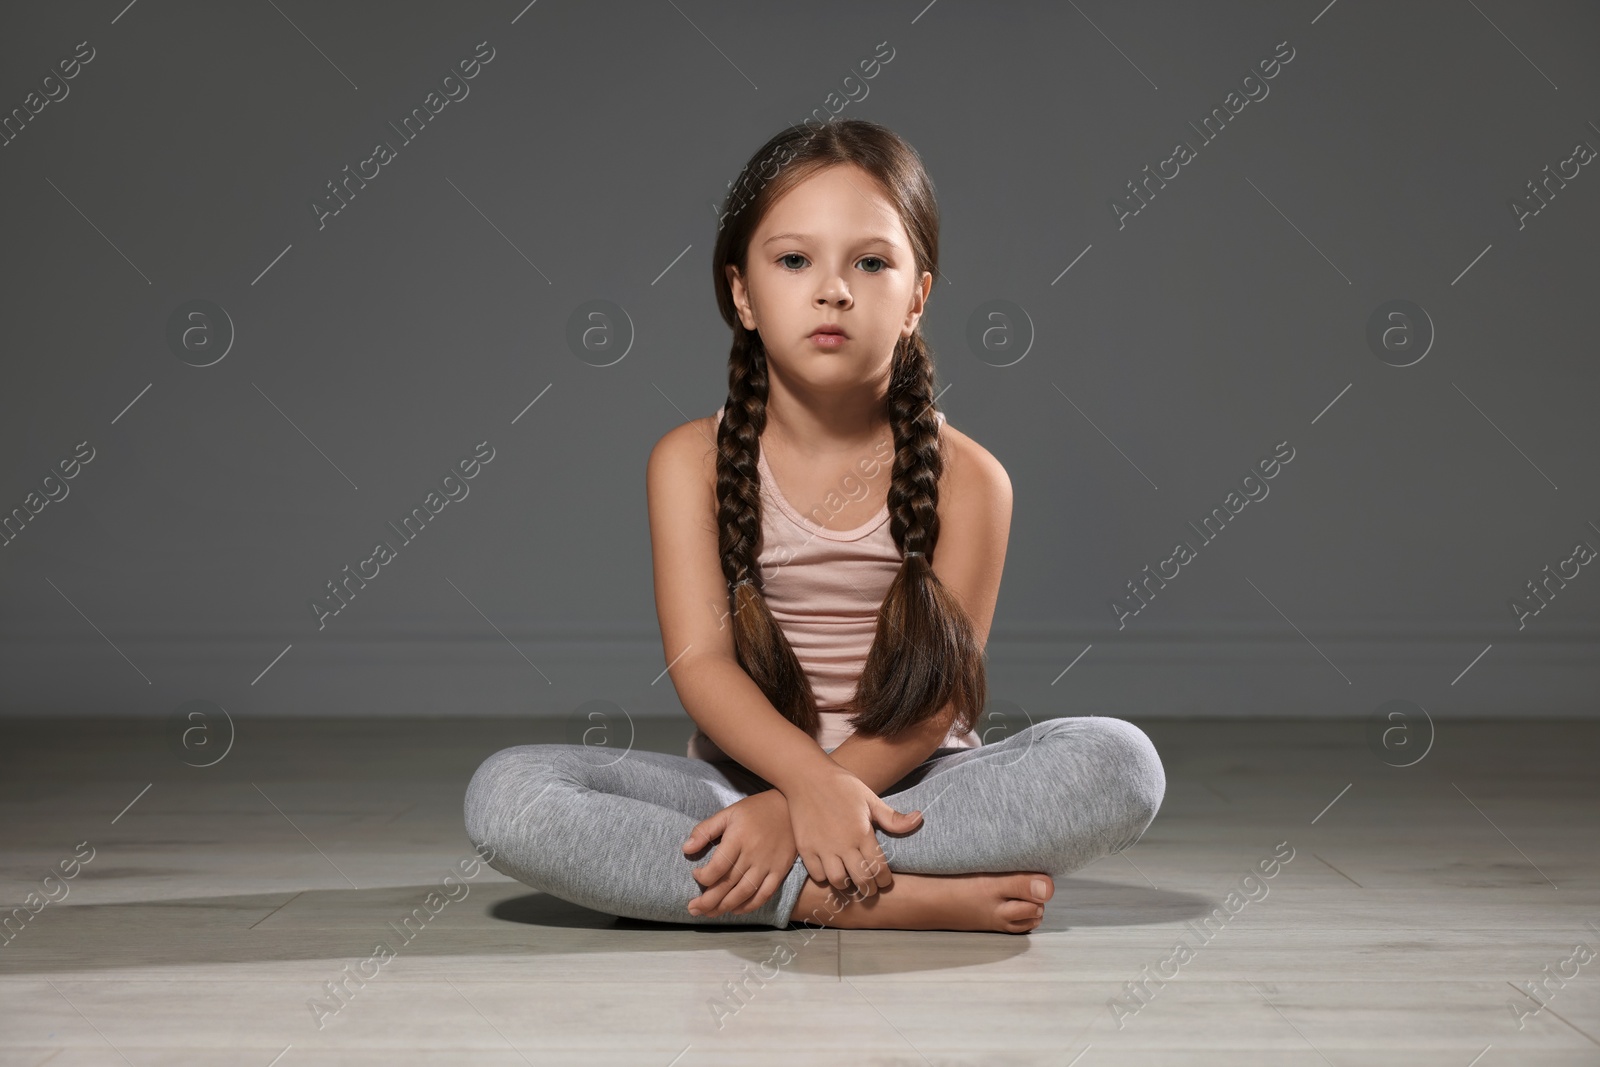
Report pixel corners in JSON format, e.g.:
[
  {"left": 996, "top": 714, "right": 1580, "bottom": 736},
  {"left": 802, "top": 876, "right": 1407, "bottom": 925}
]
[
  {"left": 693, "top": 842, "right": 740, "bottom": 887},
  {"left": 847, "top": 851, "right": 879, "bottom": 898},
  {"left": 823, "top": 855, "right": 853, "bottom": 893},
  {"left": 714, "top": 868, "right": 764, "bottom": 916},
  {"left": 863, "top": 845, "right": 893, "bottom": 888},
  {"left": 734, "top": 872, "right": 782, "bottom": 915},
  {"left": 683, "top": 809, "right": 727, "bottom": 854},
  {"left": 693, "top": 865, "right": 744, "bottom": 915},
  {"left": 798, "top": 850, "right": 826, "bottom": 884}
]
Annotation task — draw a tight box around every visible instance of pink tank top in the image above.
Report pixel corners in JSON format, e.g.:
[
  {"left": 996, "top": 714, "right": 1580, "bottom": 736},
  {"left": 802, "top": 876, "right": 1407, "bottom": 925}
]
[{"left": 686, "top": 406, "right": 984, "bottom": 760}]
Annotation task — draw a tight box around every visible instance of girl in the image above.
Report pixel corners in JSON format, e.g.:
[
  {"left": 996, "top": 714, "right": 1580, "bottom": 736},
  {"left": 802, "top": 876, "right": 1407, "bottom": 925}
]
[{"left": 464, "top": 119, "right": 1165, "bottom": 934}]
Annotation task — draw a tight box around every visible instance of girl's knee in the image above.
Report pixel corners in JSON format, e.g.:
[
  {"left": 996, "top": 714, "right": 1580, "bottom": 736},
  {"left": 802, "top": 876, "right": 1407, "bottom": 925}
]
[
  {"left": 1095, "top": 717, "right": 1165, "bottom": 812},
  {"left": 462, "top": 744, "right": 570, "bottom": 856},
  {"left": 1034, "top": 715, "right": 1166, "bottom": 847},
  {"left": 1086, "top": 717, "right": 1165, "bottom": 848}
]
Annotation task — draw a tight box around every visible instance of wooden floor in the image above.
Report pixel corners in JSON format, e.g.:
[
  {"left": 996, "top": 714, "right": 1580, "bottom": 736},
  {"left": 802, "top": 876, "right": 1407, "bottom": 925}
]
[{"left": 1, "top": 715, "right": 1596, "bottom": 1066}]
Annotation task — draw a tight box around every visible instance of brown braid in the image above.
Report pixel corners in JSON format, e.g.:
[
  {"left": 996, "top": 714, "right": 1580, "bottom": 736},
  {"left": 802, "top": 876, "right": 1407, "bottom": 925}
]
[
  {"left": 715, "top": 328, "right": 823, "bottom": 739},
  {"left": 845, "top": 333, "right": 986, "bottom": 738},
  {"left": 710, "top": 118, "right": 985, "bottom": 744}
]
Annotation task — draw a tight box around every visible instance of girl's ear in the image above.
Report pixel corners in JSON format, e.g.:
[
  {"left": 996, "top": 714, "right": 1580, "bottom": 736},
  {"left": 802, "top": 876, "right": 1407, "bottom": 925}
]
[
  {"left": 901, "top": 269, "right": 934, "bottom": 338},
  {"left": 727, "top": 264, "right": 758, "bottom": 331}
]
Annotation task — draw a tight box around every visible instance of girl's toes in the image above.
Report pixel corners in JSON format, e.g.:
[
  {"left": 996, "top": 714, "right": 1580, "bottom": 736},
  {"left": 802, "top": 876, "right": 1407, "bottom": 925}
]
[
  {"left": 1002, "top": 911, "right": 1043, "bottom": 934},
  {"left": 1005, "top": 872, "right": 1053, "bottom": 905},
  {"left": 998, "top": 898, "right": 1045, "bottom": 925}
]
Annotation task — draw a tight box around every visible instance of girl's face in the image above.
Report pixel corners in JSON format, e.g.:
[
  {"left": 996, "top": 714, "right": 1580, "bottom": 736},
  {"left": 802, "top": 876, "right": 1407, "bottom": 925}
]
[{"left": 728, "top": 163, "right": 933, "bottom": 397}]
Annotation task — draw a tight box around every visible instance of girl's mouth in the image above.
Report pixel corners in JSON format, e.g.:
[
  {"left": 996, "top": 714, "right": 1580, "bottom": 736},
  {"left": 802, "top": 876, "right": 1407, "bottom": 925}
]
[{"left": 810, "top": 325, "right": 848, "bottom": 347}]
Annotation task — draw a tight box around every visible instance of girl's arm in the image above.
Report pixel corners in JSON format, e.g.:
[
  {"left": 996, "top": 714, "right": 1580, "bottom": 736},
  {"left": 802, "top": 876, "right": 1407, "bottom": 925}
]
[
  {"left": 825, "top": 700, "right": 958, "bottom": 794},
  {"left": 670, "top": 655, "right": 835, "bottom": 794},
  {"left": 647, "top": 419, "right": 836, "bottom": 794}
]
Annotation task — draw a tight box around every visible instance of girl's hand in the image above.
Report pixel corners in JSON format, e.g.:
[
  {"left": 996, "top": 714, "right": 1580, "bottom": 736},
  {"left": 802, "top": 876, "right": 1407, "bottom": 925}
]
[
  {"left": 784, "top": 766, "right": 923, "bottom": 898},
  {"left": 681, "top": 789, "right": 799, "bottom": 918}
]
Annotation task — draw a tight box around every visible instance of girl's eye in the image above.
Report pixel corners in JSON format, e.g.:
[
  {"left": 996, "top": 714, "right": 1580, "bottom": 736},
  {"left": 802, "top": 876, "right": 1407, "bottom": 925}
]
[{"left": 776, "top": 253, "right": 889, "bottom": 272}]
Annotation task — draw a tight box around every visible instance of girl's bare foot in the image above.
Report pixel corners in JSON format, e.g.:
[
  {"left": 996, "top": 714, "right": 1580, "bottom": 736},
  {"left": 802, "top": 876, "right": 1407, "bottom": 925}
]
[{"left": 791, "top": 871, "right": 1054, "bottom": 934}]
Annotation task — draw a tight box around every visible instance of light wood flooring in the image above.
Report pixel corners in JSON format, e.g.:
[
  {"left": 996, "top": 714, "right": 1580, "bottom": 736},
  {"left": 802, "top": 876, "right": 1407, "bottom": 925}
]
[{"left": 1, "top": 715, "right": 1596, "bottom": 1066}]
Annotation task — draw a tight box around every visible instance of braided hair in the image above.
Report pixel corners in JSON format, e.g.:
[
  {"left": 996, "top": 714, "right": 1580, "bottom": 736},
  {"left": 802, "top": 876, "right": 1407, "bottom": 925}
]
[{"left": 710, "top": 119, "right": 985, "bottom": 743}]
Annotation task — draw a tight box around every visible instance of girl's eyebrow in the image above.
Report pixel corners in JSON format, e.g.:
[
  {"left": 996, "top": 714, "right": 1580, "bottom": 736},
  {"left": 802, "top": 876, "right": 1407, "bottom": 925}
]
[{"left": 761, "top": 231, "right": 900, "bottom": 248}]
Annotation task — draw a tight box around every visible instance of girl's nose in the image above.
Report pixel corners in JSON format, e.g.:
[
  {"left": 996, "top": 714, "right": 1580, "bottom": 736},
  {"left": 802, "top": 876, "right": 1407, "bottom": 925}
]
[{"left": 816, "top": 283, "right": 850, "bottom": 307}]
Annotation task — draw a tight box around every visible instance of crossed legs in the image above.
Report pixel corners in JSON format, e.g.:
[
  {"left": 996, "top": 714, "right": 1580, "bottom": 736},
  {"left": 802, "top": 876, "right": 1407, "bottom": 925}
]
[{"left": 462, "top": 715, "right": 1165, "bottom": 932}]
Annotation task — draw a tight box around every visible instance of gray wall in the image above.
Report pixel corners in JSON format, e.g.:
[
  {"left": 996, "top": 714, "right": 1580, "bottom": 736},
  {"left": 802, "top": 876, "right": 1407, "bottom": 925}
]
[{"left": 3, "top": 1, "right": 1595, "bottom": 729}]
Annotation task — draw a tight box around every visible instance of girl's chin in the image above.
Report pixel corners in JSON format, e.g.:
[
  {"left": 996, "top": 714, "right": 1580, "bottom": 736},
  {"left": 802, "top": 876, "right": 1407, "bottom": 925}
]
[{"left": 770, "top": 345, "right": 881, "bottom": 364}]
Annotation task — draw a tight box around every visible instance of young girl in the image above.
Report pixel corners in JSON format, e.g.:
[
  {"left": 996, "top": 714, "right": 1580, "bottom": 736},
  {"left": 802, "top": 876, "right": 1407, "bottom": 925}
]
[{"left": 464, "top": 119, "right": 1165, "bottom": 934}]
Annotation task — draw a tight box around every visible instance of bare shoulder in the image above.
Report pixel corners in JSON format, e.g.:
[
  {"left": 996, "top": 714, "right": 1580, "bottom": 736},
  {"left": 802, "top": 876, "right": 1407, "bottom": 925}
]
[
  {"left": 647, "top": 413, "right": 737, "bottom": 668},
  {"left": 938, "top": 417, "right": 1013, "bottom": 511},
  {"left": 648, "top": 415, "right": 721, "bottom": 499},
  {"left": 929, "top": 415, "right": 1011, "bottom": 646},
  {"left": 650, "top": 413, "right": 719, "bottom": 457}
]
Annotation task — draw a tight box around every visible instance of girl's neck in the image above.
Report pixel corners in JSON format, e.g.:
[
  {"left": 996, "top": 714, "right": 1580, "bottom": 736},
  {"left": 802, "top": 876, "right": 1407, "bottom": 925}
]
[{"left": 761, "top": 391, "right": 890, "bottom": 460}]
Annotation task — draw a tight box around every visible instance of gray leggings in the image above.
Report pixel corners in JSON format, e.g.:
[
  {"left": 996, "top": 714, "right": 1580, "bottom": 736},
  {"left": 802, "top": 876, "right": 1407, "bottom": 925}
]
[{"left": 462, "top": 715, "right": 1165, "bottom": 930}]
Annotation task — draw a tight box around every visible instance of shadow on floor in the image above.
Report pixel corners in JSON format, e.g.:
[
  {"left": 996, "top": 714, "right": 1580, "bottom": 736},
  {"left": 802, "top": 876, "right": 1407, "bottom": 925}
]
[{"left": 0, "top": 876, "right": 1220, "bottom": 978}]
